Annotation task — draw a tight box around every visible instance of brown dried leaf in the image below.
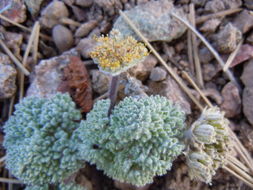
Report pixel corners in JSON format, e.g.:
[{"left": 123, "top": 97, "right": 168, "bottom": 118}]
[{"left": 58, "top": 56, "right": 93, "bottom": 113}]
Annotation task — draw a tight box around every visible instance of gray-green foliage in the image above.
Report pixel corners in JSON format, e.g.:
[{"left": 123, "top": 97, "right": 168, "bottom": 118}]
[
  {"left": 58, "top": 182, "right": 85, "bottom": 190},
  {"left": 78, "top": 95, "right": 185, "bottom": 186},
  {"left": 25, "top": 185, "right": 49, "bottom": 190},
  {"left": 4, "top": 93, "right": 83, "bottom": 185},
  {"left": 25, "top": 182, "right": 85, "bottom": 190}
]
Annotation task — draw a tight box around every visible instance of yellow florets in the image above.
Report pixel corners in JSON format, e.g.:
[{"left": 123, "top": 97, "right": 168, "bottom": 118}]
[{"left": 90, "top": 30, "right": 148, "bottom": 75}]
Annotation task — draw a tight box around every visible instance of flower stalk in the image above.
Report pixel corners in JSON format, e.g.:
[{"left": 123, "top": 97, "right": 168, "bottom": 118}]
[{"left": 108, "top": 75, "right": 120, "bottom": 116}]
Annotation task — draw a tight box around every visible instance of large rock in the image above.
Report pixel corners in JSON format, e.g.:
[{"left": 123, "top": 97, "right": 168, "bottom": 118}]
[
  {"left": 113, "top": 0, "right": 187, "bottom": 42},
  {"left": 27, "top": 50, "right": 79, "bottom": 97},
  {"left": 221, "top": 82, "right": 241, "bottom": 118},
  {"left": 0, "top": 53, "right": 17, "bottom": 99},
  {"left": 148, "top": 76, "right": 191, "bottom": 114},
  {"left": 243, "top": 87, "right": 253, "bottom": 125}
]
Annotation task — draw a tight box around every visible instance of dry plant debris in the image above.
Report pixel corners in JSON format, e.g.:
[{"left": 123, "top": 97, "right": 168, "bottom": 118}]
[{"left": 58, "top": 56, "right": 93, "bottom": 113}]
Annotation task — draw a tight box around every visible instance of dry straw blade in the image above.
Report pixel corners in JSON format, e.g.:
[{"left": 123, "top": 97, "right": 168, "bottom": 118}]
[
  {"left": 170, "top": 12, "right": 241, "bottom": 91},
  {"left": 0, "top": 14, "right": 51, "bottom": 41},
  {"left": 223, "top": 39, "right": 243, "bottom": 72},
  {"left": 196, "top": 8, "right": 242, "bottom": 24},
  {"left": 189, "top": 3, "right": 203, "bottom": 88},
  {"left": 0, "top": 39, "right": 30, "bottom": 75},
  {"left": 19, "top": 21, "right": 39, "bottom": 99}
]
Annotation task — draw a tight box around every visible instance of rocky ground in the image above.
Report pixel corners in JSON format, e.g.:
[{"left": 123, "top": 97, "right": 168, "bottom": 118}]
[{"left": 0, "top": 0, "right": 253, "bottom": 189}]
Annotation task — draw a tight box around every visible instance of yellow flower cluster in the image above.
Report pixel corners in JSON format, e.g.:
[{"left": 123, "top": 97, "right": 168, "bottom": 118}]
[{"left": 90, "top": 30, "right": 148, "bottom": 75}]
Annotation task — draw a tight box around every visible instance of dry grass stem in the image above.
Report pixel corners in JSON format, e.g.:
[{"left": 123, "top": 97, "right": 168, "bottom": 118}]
[
  {"left": 223, "top": 40, "right": 243, "bottom": 72},
  {"left": 228, "top": 129, "right": 253, "bottom": 173},
  {"left": 0, "top": 38, "right": 29, "bottom": 75},
  {"left": 8, "top": 96, "right": 15, "bottom": 117},
  {"left": 32, "top": 23, "right": 40, "bottom": 65},
  {"left": 0, "top": 14, "right": 51, "bottom": 41},
  {"left": 196, "top": 8, "right": 242, "bottom": 24},
  {"left": 0, "top": 177, "right": 23, "bottom": 184},
  {"left": 182, "top": 71, "right": 212, "bottom": 107},
  {"left": 189, "top": 4, "right": 204, "bottom": 88},
  {"left": 227, "top": 154, "right": 251, "bottom": 174},
  {"left": 60, "top": 17, "right": 81, "bottom": 27},
  {"left": 187, "top": 15, "right": 194, "bottom": 74},
  {"left": 224, "top": 166, "right": 253, "bottom": 188},
  {"left": 2, "top": 169, "right": 7, "bottom": 190},
  {"left": 19, "top": 22, "right": 39, "bottom": 100},
  {"left": 227, "top": 162, "right": 253, "bottom": 184},
  {"left": 171, "top": 12, "right": 240, "bottom": 90},
  {"left": 8, "top": 172, "right": 13, "bottom": 190},
  {"left": 119, "top": 10, "right": 204, "bottom": 111}
]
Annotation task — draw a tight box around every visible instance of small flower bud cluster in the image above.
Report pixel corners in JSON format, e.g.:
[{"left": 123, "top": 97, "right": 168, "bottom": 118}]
[
  {"left": 90, "top": 29, "right": 149, "bottom": 76},
  {"left": 186, "top": 107, "right": 231, "bottom": 184}
]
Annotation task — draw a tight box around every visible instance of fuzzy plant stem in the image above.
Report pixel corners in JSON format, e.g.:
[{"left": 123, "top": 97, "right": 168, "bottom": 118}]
[{"left": 108, "top": 75, "right": 119, "bottom": 116}]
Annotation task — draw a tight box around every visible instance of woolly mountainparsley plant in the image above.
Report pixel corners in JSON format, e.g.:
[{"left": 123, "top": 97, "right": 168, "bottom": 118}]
[
  {"left": 77, "top": 95, "right": 185, "bottom": 186},
  {"left": 4, "top": 93, "right": 83, "bottom": 185}
]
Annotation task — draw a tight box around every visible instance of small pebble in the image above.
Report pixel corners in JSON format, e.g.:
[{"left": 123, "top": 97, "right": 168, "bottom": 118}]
[
  {"left": 75, "top": 20, "right": 98, "bottom": 38},
  {"left": 150, "top": 67, "right": 167, "bottom": 82},
  {"left": 52, "top": 25, "right": 74, "bottom": 52}
]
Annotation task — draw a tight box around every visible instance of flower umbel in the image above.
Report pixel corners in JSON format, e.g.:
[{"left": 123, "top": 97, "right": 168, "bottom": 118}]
[
  {"left": 90, "top": 29, "right": 148, "bottom": 76},
  {"left": 185, "top": 107, "right": 231, "bottom": 184}
]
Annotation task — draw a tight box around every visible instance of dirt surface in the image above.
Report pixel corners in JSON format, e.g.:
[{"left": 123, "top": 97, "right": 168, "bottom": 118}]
[{"left": 1, "top": 0, "right": 253, "bottom": 190}]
